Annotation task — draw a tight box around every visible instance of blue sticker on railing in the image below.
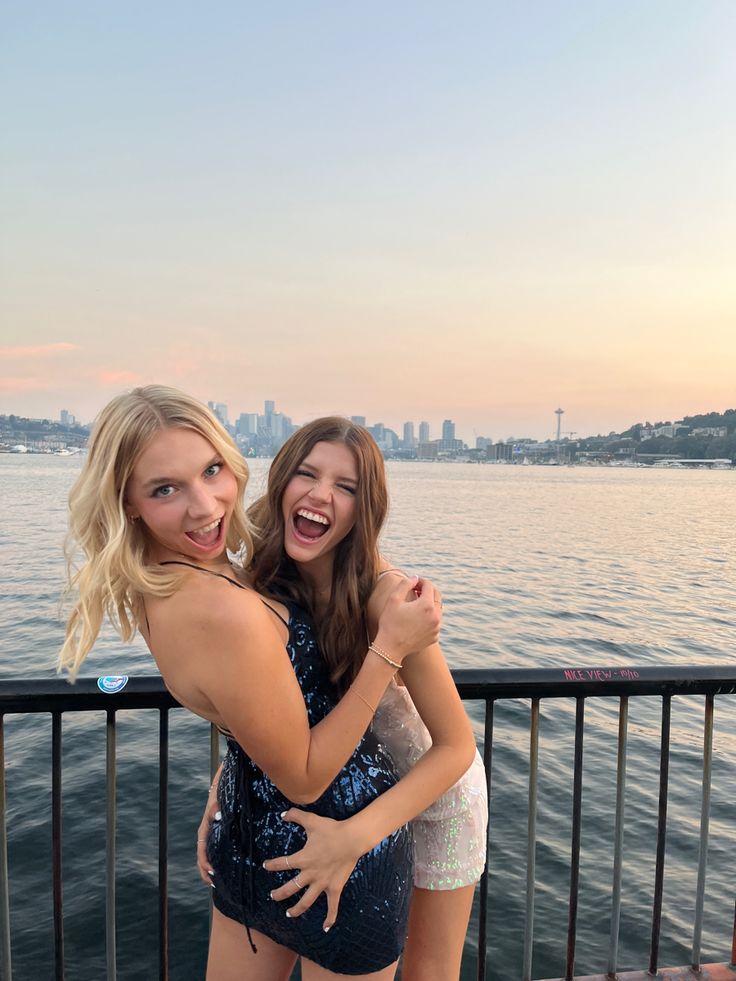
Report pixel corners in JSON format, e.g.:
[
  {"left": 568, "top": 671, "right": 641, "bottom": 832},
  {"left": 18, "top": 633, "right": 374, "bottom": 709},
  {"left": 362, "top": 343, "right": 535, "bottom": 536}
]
[{"left": 97, "top": 676, "right": 129, "bottom": 694}]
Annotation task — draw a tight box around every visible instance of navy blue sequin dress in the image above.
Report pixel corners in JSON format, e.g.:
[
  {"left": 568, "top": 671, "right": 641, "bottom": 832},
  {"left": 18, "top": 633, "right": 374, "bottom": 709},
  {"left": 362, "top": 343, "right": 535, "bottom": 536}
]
[{"left": 207, "top": 601, "right": 413, "bottom": 975}]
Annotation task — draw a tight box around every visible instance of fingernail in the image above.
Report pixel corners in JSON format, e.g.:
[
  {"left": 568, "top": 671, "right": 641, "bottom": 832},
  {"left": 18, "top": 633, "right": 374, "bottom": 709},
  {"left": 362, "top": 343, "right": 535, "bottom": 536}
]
[
  {"left": 269, "top": 891, "right": 274, "bottom": 899},
  {"left": 207, "top": 870, "right": 214, "bottom": 877},
  {"left": 285, "top": 910, "right": 292, "bottom": 918},
  {"left": 323, "top": 925, "right": 331, "bottom": 933},
  {"left": 210, "top": 882, "right": 216, "bottom": 889},
  {"left": 214, "top": 811, "right": 222, "bottom": 821},
  {"left": 280, "top": 811, "right": 288, "bottom": 819}
]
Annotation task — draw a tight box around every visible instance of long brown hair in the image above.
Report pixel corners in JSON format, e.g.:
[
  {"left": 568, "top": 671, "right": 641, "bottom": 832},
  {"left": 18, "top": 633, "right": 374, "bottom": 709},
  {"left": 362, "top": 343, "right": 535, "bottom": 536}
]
[{"left": 248, "top": 417, "right": 388, "bottom": 690}]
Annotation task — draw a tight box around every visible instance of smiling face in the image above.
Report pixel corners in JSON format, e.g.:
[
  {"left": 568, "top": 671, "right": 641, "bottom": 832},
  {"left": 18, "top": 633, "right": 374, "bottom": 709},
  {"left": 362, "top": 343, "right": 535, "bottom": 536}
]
[
  {"left": 281, "top": 440, "right": 358, "bottom": 579},
  {"left": 126, "top": 427, "right": 238, "bottom": 565}
]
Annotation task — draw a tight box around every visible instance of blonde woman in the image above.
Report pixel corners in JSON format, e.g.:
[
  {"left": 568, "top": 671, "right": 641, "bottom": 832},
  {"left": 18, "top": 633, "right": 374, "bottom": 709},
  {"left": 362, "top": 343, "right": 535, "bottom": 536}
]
[{"left": 60, "top": 385, "right": 444, "bottom": 980}]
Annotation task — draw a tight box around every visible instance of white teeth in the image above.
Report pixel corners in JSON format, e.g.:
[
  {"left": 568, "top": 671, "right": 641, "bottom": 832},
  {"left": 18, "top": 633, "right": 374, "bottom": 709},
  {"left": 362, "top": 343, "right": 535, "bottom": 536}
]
[
  {"left": 296, "top": 508, "right": 330, "bottom": 526},
  {"left": 191, "top": 518, "right": 220, "bottom": 535}
]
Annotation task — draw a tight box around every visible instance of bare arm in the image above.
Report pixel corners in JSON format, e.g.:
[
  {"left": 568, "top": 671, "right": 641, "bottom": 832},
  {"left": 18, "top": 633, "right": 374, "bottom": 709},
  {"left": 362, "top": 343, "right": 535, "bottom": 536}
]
[{"left": 154, "top": 572, "right": 441, "bottom": 805}]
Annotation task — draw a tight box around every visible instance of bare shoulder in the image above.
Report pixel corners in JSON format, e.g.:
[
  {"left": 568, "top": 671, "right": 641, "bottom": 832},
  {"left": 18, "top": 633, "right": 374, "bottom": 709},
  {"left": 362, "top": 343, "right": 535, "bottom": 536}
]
[{"left": 147, "top": 571, "right": 279, "bottom": 666}]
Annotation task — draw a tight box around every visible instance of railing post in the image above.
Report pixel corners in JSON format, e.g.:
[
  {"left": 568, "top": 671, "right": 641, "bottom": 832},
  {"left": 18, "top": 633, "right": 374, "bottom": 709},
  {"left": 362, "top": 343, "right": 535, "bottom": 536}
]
[
  {"left": 52, "top": 711, "right": 65, "bottom": 980},
  {"left": 691, "top": 694, "right": 713, "bottom": 970},
  {"left": 106, "top": 710, "right": 117, "bottom": 981},
  {"left": 476, "top": 699, "right": 494, "bottom": 981},
  {"left": 0, "top": 715, "right": 11, "bottom": 981},
  {"left": 158, "top": 708, "right": 169, "bottom": 981},
  {"left": 522, "top": 698, "right": 540, "bottom": 981},
  {"left": 607, "top": 696, "right": 628, "bottom": 979},
  {"left": 648, "top": 694, "right": 671, "bottom": 976},
  {"left": 565, "top": 696, "right": 585, "bottom": 981}
]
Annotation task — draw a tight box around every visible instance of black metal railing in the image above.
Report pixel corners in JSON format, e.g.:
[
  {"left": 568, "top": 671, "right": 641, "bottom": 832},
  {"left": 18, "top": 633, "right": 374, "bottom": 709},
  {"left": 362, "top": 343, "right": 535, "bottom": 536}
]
[{"left": 1, "top": 665, "right": 735, "bottom": 981}]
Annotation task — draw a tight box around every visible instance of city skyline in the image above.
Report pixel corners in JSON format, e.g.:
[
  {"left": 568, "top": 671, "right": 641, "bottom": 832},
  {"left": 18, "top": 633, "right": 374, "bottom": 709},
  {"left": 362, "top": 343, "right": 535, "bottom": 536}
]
[
  {"left": 2, "top": 395, "right": 731, "bottom": 450},
  {"left": 2, "top": 3, "right": 735, "bottom": 439}
]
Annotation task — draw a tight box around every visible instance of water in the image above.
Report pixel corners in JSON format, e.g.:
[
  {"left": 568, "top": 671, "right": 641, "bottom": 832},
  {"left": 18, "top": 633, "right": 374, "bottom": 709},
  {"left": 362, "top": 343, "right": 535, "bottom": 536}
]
[{"left": 1, "top": 456, "right": 734, "bottom": 980}]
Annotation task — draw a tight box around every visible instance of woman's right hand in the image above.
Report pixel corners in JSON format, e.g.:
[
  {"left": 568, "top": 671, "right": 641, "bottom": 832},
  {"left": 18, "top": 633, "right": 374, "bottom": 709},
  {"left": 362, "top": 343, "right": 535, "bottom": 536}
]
[{"left": 373, "top": 575, "right": 442, "bottom": 663}]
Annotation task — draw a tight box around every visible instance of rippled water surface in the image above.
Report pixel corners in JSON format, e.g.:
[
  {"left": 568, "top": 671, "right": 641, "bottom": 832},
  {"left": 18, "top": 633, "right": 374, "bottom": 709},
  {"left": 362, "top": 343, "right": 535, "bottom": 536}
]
[{"left": 1, "top": 457, "right": 734, "bottom": 980}]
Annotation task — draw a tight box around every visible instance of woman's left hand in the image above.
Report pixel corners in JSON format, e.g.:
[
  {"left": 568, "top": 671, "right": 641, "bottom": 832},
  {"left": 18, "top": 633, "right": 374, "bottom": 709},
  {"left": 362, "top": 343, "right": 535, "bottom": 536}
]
[{"left": 263, "top": 808, "right": 365, "bottom": 931}]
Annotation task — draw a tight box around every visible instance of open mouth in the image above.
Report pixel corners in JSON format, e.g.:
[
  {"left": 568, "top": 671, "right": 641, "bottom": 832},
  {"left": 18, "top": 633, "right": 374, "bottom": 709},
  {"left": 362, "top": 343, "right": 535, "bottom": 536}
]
[
  {"left": 186, "top": 517, "right": 223, "bottom": 549},
  {"left": 292, "top": 508, "right": 330, "bottom": 542}
]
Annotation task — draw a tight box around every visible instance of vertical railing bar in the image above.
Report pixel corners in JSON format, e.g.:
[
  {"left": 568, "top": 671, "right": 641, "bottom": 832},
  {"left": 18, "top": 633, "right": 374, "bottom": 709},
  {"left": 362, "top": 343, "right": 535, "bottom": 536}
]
[
  {"left": 209, "top": 724, "right": 220, "bottom": 931},
  {"left": 730, "top": 897, "right": 735, "bottom": 967},
  {"left": 691, "top": 693, "right": 713, "bottom": 970},
  {"left": 52, "top": 711, "right": 65, "bottom": 980},
  {"left": 158, "top": 709, "right": 169, "bottom": 981},
  {"left": 648, "top": 694, "right": 671, "bottom": 976},
  {"left": 607, "top": 695, "right": 628, "bottom": 978},
  {"left": 476, "top": 699, "right": 494, "bottom": 981},
  {"left": 565, "top": 696, "right": 585, "bottom": 981},
  {"left": 522, "top": 697, "right": 540, "bottom": 981},
  {"left": 106, "top": 709, "right": 117, "bottom": 981},
  {"left": 0, "top": 715, "right": 12, "bottom": 981}
]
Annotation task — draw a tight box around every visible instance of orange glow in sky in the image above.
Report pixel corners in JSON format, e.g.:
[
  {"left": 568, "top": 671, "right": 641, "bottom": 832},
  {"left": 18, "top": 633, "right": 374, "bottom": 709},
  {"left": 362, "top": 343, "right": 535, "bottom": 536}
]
[{"left": 2, "top": 3, "right": 735, "bottom": 441}]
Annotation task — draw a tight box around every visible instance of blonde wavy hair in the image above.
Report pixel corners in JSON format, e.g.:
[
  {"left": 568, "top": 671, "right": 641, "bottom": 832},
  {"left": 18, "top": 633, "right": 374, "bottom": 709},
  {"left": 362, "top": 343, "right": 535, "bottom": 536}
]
[{"left": 59, "top": 384, "right": 252, "bottom": 679}]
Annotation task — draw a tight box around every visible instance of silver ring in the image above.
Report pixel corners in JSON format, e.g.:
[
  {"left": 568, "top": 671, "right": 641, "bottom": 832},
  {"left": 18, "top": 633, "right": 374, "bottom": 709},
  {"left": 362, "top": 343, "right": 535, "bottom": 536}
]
[
  {"left": 285, "top": 856, "right": 292, "bottom": 870},
  {"left": 294, "top": 874, "right": 304, "bottom": 889}
]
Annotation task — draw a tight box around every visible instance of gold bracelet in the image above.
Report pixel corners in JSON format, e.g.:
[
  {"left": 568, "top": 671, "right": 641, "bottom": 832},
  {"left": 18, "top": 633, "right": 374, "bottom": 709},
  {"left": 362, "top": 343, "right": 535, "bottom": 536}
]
[
  {"left": 368, "top": 643, "right": 402, "bottom": 670},
  {"left": 350, "top": 688, "right": 377, "bottom": 714}
]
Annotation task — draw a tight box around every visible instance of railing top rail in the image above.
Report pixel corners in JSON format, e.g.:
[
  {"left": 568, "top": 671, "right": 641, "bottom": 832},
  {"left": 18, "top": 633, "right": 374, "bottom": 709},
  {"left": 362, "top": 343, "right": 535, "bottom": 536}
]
[{"left": 1, "top": 665, "right": 735, "bottom": 714}]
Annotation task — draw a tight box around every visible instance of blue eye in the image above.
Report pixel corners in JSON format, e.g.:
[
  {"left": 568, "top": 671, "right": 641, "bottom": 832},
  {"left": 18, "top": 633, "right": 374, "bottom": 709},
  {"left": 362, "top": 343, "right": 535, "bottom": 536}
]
[
  {"left": 204, "top": 462, "right": 223, "bottom": 478},
  {"left": 153, "top": 484, "right": 175, "bottom": 498}
]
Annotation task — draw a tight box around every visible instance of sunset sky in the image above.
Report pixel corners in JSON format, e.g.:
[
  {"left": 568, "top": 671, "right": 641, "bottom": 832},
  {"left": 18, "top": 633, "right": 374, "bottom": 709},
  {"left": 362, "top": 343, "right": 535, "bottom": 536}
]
[{"left": 2, "top": 1, "right": 735, "bottom": 442}]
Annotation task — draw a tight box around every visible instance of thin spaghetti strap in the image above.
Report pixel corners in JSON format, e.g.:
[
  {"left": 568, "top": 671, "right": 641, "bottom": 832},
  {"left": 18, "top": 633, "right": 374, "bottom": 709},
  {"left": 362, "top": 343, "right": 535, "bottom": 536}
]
[
  {"left": 159, "top": 559, "right": 246, "bottom": 589},
  {"left": 376, "top": 567, "right": 406, "bottom": 580},
  {"left": 260, "top": 601, "right": 289, "bottom": 628}
]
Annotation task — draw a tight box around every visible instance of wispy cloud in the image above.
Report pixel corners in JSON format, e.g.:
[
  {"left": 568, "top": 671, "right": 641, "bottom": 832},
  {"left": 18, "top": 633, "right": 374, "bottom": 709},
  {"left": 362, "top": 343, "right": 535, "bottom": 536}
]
[
  {"left": 0, "top": 376, "right": 51, "bottom": 393},
  {"left": 91, "top": 369, "right": 145, "bottom": 387},
  {"left": 0, "top": 343, "right": 79, "bottom": 358}
]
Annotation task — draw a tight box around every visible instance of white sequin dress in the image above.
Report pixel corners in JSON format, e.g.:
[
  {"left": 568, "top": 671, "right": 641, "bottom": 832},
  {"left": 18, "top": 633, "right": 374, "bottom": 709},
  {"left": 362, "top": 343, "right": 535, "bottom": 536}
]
[{"left": 372, "top": 678, "right": 489, "bottom": 890}]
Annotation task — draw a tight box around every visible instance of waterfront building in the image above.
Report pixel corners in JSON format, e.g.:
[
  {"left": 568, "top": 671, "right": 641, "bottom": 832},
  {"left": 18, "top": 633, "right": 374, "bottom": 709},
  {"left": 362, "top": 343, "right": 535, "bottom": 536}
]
[
  {"left": 419, "top": 421, "right": 430, "bottom": 443},
  {"left": 351, "top": 415, "right": 367, "bottom": 427},
  {"left": 403, "top": 421, "right": 415, "bottom": 449},
  {"left": 417, "top": 441, "right": 438, "bottom": 460},
  {"left": 442, "top": 419, "right": 455, "bottom": 441}
]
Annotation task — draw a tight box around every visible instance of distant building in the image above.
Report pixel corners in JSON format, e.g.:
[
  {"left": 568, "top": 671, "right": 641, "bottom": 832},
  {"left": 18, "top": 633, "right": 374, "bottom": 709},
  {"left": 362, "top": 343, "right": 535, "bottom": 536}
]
[
  {"left": 403, "top": 421, "right": 415, "bottom": 448},
  {"left": 237, "top": 413, "right": 258, "bottom": 437},
  {"left": 351, "top": 415, "right": 367, "bottom": 427},
  {"left": 417, "top": 441, "right": 438, "bottom": 460},
  {"left": 208, "top": 401, "right": 229, "bottom": 427},
  {"left": 60, "top": 409, "right": 76, "bottom": 427},
  {"left": 442, "top": 419, "right": 455, "bottom": 441},
  {"left": 419, "top": 421, "right": 430, "bottom": 443},
  {"left": 368, "top": 423, "right": 385, "bottom": 443},
  {"left": 476, "top": 436, "right": 492, "bottom": 450}
]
